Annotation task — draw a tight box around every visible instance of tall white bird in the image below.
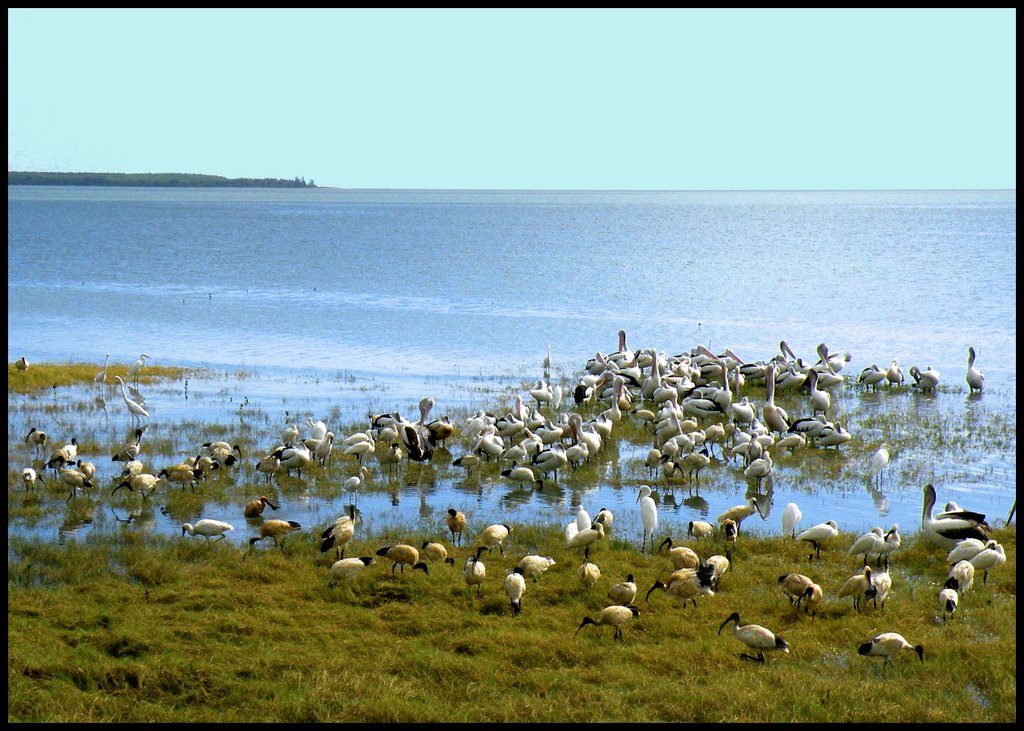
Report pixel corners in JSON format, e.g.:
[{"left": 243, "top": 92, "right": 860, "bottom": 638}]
[
  {"left": 969, "top": 540, "right": 1006, "bottom": 584},
  {"left": 181, "top": 519, "right": 234, "bottom": 541},
  {"left": 966, "top": 346, "right": 985, "bottom": 393},
  {"left": 637, "top": 485, "right": 658, "bottom": 553},
  {"left": 868, "top": 443, "right": 890, "bottom": 483},
  {"left": 718, "top": 612, "right": 789, "bottom": 664},
  {"left": 921, "top": 483, "right": 989, "bottom": 549},
  {"left": 857, "top": 632, "right": 924, "bottom": 666},
  {"left": 114, "top": 376, "right": 149, "bottom": 424},
  {"left": 848, "top": 527, "right": 885, "bottom": 566},
  {"left": 781, "top": 502, "right": 802, "bottom": 540},
  {"left": 95, "top": 353, "right": 111, "bottom": 387},
  {"left": 127, "top": 353, "right": 151, "bottom": 385}
]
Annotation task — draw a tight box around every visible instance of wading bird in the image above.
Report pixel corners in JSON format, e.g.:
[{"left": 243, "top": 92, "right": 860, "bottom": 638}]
[
  {"left": 114, "top": 376, "right": 149, "bottom": 424},
  {"left": 796, "top": 520, "right": 839, "bottom": 560},
  {"left": 966, "top": 346, "right": 985, "bottom": 393},
  {"left": 244, "top": 495, "right": 279, "bottom": 518},
  {"left": 637, "top": 485, "right": 658, "bottom": 553},
  {"left": 181, "top": 519, "right": 234, "bottom": 541}
]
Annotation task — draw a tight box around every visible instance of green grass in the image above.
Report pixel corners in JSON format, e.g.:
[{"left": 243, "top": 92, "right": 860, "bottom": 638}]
[
  {"left": 7, "top": 524, "right": 1016, "bottom": 722},
  {"left": 7, "top": 362, "right": 1017, "bottom": 721},
  {"left": 8, "top": 362, "right": 198, "bottom": 394}
]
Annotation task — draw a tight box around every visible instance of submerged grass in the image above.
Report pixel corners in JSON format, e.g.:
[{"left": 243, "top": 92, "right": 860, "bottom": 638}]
[{"left": 8, "top": 361, "right": 1017, "bottom": 721}]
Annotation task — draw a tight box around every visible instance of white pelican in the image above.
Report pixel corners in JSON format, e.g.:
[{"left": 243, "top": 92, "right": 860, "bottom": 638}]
[
  {"left": 273, "top": 441, "right": 313, "bottom": 478},
  {"left": 576, "top": 604, "right": 640, "bottom": 642},
  {"left": 910, "top": 365, "right": 941, "bottom": 393},
  {"left": 858, "top": 363, "right": 887, "bottom": 391},
  {"left": 921, "top": 483, "right": 989, "bottom": 549},
  {"left": 762, "top": 364, "right": 790, "bottom": 434},
  {"left": 966, "top": 346, "right": 985, "bottom": 393},
  {"left": 114, "top": 376, "right": 149, "bottom": 423},
  {"left": 815, "top": 422, "right": 852, "bottom": 449},
  {"left": 857, "top": 632, "right": 924, "bottom": 666},
  {"left": 718, "top": 612, "right": 789, "bottom": 664},
  {"left": 796, "top": 520, "right": 839, "bottom": 559},
  {"left": 885, "top": 359, "right": 905, "bottom": 388},
  {"left": 806, "top": 368, "right": 831, "bottom": 416},
  {"left": 528, "top": 379, "right": 554, "bottom": 410}
]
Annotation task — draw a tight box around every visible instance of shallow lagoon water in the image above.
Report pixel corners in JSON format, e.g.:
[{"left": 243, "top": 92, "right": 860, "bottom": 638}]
[{"left": 7, "top": 187, "right": 1017, "bottom": 549}]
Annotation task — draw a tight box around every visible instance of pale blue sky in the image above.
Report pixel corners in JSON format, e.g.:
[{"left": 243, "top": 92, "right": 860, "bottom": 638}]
[{"left": 7, "top": 8, "right": 1016, "bottom": 189}]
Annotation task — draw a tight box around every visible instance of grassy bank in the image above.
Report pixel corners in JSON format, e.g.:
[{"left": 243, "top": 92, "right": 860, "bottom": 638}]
[{"left": 7, "top": 525, "right": 1015, "bottom": 722}]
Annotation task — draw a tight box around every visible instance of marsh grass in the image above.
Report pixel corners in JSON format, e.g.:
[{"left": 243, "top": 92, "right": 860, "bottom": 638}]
[
  {"left": 7, "top": 525, "right": 1016, "bottom": 722},
  {"left": 8, "top": 362, "right": 1017, "bottom": 721}
]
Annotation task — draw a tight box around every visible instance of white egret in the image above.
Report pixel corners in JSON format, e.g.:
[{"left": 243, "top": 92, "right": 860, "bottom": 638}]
[
  {"left": 114, "top": 376, "right": 149, "bottom": 424},
  {"left": 637, "top": 485, "right": 658, "bottom": 553}
]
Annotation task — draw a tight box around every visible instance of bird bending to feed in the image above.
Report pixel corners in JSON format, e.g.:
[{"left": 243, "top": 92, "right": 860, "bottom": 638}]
[
  {"left": 687, "top": 520, "right": 714, "bottom": 540},
  {"left": 329, "top": 556, "right": 374, "bottom": 584},
  {"left": 504, "top": 566, "right": 526, "bottom": 615},
  {"left": 938, "top": 577, "right": 959, "bottom": 622},
  {"left": 181, "top": 519, "right": 234, "bottom": 541},
  {"left": 480, "top": 523, "right": 511, "bottom": 556},
  {"left": 376, "top": 544, "right": 429, "bottom": 574},
  {"left": 921, "top": 483, "right": 989, "bottom": 549},
  {"left": 969, "top": 540, "right": 1006, "bottom": 584},
  {"left": 16, "top": 356, "right": 29, "bottom": 373},
  {"left": 607, "top": 574, "right": 638, "bottom": 606},
  {"left": 575, "top": 605, "right": 641, "bottom": 642},
  {"left": 646, "top": 564, "right": 716, "bottom": 609},
  {"left": 446, "top": 508, "right": 467, "bottom": 546},
  {"left": 857, "top": 632, "right": 924, "bottom": 666},
  {"left": 244, "top": 495, "right": 279, "bottom": 518},
  {"left": 718, "top": 612, "right": 789, "bottom": 664},
  {"left": 796, "top": 520, "right": 839, "bottom": 559},
  {"left": 658, "top": 537, "right": 701, "bottom": 570},
  {"left": 517, "top": 554, "right": 556, "bottom": 582},
  {"left": 249, "top": 519, "right": 302, "bottom": 548}
]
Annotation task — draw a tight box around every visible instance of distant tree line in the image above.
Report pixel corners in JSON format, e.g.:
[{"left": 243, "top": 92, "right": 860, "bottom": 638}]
[{"left": 8, "top": 171, "right": 317, "bottom": 188}]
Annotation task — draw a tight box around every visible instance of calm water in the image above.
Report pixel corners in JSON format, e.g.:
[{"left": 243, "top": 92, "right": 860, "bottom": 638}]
[{"left": 7, "top": 186, "right": 1017, "bottom": 548}]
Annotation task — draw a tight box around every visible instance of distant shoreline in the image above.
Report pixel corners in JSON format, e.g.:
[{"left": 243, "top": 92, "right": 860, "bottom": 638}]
[{"left": 7, "top": 171, "right": 317, "bottom": 188}]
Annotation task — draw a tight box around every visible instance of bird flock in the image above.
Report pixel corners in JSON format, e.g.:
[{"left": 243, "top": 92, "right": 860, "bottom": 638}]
[{"left": 11, "top": 336, "right": 1010, "bottom": 667}]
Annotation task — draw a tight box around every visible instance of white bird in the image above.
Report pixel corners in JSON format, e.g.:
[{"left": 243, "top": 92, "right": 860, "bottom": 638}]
[
  {"left": 320, "top": 509, "right": 356, "bottom": 559},
  {"left": 938, "top": 577, "right": 959, "bottom": 622},
  {"left": 687, "top": 520, "right": 714, "bottom": 540},
  {"left": 761, "top": 364, "right": 790, "bottom": 434},
  {"left": 94, "top": 353, "right": 111, "bottom": 387},
  {"left": 22, "top": 467, "right": 44, "bottom": 490},
  {"left": 575, "top": 605, "right": 641, "bottom": 642},
  {"left": 637, "top": 485, "right": 658, "bottom": 553},
  {"left": 969, "top": 540, "right": 1006, "bottom": 584},
  {"left": 249, "top": 519, "right": 302, "bottom": 549},
  {"left": 945, "top": 537, "right": 987, "bottom": 565},
  {"left": 948, "top": 560, "right": 975, "bottom": 594},
  {"left": 607, "top": 574, "right": 638, "bottom": 606},
  {"left": 868, "top": 443, "right": 890, "bottom": 481},
  {"left": 181, "top": 519, "right": 234, "bottom": 541},
  {"left": 781, "top": 502, "right": 802, "bottom": 540},
  {"left": 921, "top": 483, "right": 989, "bottom": 549},
  {"left": 274, "top": 441, "right": 314, "bottom": 478},
  {"left": 646, "top": 565, "right": 716, "bottom": 609},
  {"left": 127, "top": 353, "right": 151, "bottom": 385},
  {"left": 114, "top": 376, "right": 149, "bottom": 423},
  {"left": 806, "top": 368, "right": 831, "bottom": 416},
  {"left": 517, "top": 554, "right": 556, "bottom": 582},
  {"left": 577, "top": 546, "right": 601, "bottom": 589},
  {"left": 503, "top": 566, "right": 527, "bottom": 615},
  {"left": 375, "top": 544, "right": 429, "bottom": 574},
  {"left": 480, "top": 523, "right": 512, "bottom": 556},
  {"left": 867, "top": 568, "right": 892, "bottom": 609},
  {"left": 567, "top": 521, "right": 606, "bottom": 552},
  {"left": 15, "top": 356, "right": 29, "bottom": 373},
  {"left": 859, "top": 363, "right": 887, "bottom": 391},
  {"left": 886, "top": 359, "right": 905, "bottom": 388},
  {"left": 575, "top": 506, "right": 593, "bottom": 533},
  {"left": 966, "top": 346, "right": 985, "bottom": 393},
  {"left": 857, "top": 632, "right": 924, "bottom": 666},
  {"left": 464, "top": 546, "right": 487, "bottom": 595},
  {"left": 837, "top": 566, "right": 873, "bottom": 612},
  {"left": 718, "top": 612, "right": 789, "bottom": 664},
  {"left": 848, "top": 527, "right": 886, "bottom": 566},
  {"left": 594, "top": 507, "right": 614, "bottom": 530},
  {"left": 717, "top": 498, "right": 759, "bottom": 535},
  {"left": 329, "top": 556, "right": 374, "bottom": 584},
  {"left": 877, "top": 524, "right": 901, "bottom": 568},
  {"left": 24, "top": 427, "right": 48, "bottom": 458},
  {"left": 910, "top": 365, "right": 941, "bottom": 393},
  {"left": 796, "top": 520, "right": 839, "bottom": 560}
]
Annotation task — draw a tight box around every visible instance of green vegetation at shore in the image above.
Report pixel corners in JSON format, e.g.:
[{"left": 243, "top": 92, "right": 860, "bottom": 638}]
[
  {"left": 7, "top": 525, "right": 1016, "bottom": 722},
  {"left": 8, "top": 362, "right": 199, "bottom": 394},
  {"left": 8, "top": 171, "right": 317, "bottom": 188}
]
